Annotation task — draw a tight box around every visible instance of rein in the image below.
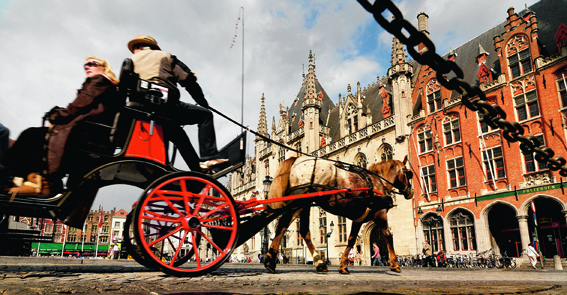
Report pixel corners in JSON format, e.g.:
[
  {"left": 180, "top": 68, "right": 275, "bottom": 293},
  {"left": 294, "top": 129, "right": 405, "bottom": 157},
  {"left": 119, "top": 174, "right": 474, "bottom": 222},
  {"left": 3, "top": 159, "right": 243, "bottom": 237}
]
[{"left": 209, "top": 106, "right": 411, "bottom": 195}]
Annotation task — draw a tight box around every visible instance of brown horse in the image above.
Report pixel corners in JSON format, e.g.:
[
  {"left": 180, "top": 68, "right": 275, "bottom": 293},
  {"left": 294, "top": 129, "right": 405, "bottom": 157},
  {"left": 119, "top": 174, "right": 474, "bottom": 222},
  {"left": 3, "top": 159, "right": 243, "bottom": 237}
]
[{"left": 263, "top": 155, "right": 413, "bottom": 274}]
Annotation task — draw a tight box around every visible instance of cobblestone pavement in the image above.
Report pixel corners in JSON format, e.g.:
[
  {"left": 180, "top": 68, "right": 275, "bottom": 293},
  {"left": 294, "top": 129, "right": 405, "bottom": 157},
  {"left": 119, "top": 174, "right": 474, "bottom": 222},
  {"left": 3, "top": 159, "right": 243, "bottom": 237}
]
[{"left": 0, "top": 258, "right": 565, "bottom": 294}]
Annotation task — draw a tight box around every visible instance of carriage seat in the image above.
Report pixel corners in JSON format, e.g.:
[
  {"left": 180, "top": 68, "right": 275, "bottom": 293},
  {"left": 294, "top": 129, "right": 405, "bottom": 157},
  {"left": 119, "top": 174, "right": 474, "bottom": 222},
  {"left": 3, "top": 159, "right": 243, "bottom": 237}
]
[{"left": 118, "top": 58, "right": 179, "bottom": 115}]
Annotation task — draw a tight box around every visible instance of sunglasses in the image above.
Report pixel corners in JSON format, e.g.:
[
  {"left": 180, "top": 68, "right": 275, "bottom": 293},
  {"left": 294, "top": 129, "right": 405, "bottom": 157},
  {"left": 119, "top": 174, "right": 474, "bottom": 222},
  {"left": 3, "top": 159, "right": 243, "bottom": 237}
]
[{"left": 84, "top": 61, "right": 101, "bottom": 68}]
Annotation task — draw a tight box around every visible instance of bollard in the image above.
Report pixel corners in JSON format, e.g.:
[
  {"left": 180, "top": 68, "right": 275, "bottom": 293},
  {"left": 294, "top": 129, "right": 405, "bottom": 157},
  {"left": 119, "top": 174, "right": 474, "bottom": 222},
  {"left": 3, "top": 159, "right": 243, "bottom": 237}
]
[{"left": 554, "top": 255, "right": 563, "bottom": 270}]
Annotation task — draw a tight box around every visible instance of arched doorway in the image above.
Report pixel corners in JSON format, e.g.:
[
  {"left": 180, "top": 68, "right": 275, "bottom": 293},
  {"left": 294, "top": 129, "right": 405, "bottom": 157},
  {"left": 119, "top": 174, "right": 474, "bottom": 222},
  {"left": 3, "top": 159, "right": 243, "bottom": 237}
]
[
  {"left": 422, "top": 213, "right": 445, "bottom": 253},
  {"left": 369, "top": 224, "right": 389, "bottom": 265},
  {"left": 487, "top": 202, "right": 521, "bottom": 257},
  {"left": 527, "top": 197, "right": 567, "bottom": 258}
]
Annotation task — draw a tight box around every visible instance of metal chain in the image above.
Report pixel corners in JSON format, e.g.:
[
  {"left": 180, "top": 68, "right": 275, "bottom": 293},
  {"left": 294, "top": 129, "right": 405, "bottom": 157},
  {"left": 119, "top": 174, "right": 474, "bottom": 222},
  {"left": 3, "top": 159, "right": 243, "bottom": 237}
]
[{"left": 357, "top": 0, "right": 567, "bottom": 177}]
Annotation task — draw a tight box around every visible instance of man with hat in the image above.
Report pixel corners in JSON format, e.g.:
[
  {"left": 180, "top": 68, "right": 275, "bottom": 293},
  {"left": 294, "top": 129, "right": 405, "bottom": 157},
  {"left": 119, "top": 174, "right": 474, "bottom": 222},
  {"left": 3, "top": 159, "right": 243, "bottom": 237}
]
[{"left": 127, "top": 35, "right": 227, "bottom": 172}]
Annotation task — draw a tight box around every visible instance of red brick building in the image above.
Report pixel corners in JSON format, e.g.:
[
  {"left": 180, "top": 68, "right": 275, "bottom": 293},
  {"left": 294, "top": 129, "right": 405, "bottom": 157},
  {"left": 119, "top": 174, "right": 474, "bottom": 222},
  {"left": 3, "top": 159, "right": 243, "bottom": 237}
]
[{"left": 409, "top": 1, "right": 567, "bottom": 259}]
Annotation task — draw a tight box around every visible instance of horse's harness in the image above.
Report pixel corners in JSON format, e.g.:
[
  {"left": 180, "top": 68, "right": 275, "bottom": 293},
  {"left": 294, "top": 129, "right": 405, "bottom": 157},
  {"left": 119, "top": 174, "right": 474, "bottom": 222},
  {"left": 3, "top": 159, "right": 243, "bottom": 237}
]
[{"left": 285, "top": 157, "right": 412, "bottom": 206}]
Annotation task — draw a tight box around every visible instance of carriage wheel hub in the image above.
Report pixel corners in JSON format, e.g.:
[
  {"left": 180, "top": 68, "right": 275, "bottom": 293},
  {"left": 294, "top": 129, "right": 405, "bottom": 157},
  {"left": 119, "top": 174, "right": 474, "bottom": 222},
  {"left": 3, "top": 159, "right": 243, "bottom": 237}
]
[{"left": 183, "top": 216, "right": 200, "bottom": 230}]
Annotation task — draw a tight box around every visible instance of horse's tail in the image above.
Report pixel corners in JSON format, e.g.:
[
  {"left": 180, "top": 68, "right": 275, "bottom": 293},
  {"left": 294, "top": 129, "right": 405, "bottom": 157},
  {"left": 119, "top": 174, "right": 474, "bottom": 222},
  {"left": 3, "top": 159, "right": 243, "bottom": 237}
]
[{"left": 266, "top": 156, "right": 297, "bottom": 210}]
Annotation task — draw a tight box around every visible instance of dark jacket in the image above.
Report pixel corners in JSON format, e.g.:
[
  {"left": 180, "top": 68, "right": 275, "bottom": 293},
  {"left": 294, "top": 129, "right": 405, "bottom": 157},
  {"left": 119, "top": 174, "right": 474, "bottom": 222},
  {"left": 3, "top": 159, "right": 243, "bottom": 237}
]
[{"left": 47, "top": 75, "right": 118, "bottom": 174}]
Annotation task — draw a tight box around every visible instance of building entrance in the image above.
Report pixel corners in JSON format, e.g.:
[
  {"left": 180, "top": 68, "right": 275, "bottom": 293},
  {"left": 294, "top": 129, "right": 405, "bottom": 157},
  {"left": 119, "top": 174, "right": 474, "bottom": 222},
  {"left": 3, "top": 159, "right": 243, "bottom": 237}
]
[
  {"left": 487, "top": 203, "right": 522, "bottom": 257},
  {"left": 527, "top": 198, "right": 566, "bottom": 258}
]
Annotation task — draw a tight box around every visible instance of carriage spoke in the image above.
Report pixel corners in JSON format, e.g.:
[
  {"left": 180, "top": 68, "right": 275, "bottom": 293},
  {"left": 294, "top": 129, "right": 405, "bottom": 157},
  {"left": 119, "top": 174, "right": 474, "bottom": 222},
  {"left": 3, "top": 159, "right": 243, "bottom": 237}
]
[
  {"left": 199, "top": 229, "right": 224, "bottom": 253},
  {"left": 169, "top": 230, "right": 189, "bottom": 267},
  {"left": 147, "top": 225, "right": 183, "bottom": 248},
  {"left": 193, "top": 233, "right": 202, "bottom": 269},
  {"left": 152, "top": 191, "right": 186, "bottom": 217},
  {"left": 198, "top": 201, "right": 229, "bottom": 219},
  {"left": 201, "top": 222, "right": 235, "bottom": 231}
]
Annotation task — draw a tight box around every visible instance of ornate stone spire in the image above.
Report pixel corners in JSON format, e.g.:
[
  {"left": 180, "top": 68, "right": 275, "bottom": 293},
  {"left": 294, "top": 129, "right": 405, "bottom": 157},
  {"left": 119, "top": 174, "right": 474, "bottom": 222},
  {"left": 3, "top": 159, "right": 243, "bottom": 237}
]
[
  {"left": 305, "top": 50, "right": 317, "bottom": 99},
  {"left": 255, "top": 93, "right": 268, "bottom": 142},
  {"left": 391, "top": 37, "right": 407, "bottom": 66}
]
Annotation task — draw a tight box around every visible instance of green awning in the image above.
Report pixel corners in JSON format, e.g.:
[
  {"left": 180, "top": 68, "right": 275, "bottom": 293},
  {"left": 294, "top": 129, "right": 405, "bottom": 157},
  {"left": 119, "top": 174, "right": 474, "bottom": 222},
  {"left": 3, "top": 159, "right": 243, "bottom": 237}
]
[{"left": 31, "top": 243, "right": 109, "bottom": 254}]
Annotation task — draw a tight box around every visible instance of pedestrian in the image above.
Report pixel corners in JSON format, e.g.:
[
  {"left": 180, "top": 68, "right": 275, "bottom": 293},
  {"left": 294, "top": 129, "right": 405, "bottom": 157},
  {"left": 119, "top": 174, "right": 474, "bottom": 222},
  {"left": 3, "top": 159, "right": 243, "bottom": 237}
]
[
  {"left": 348, "top": 248, "right": 355, "bottom": 266},
  {"left": 112, "top": 244, "right": 120, "bottom": 260},
  {"left": 127, "top": 35, "right": 227, "bottom": 172},
  {"left": 354, "top": 250, "right": 362, "bottom": 266},
  {"left": 372, "top": 242, "right": 384, "bottom": 266},
  {"left": 526, "top": 243, "right": 540, "bottom": 269},
  {"left": 422, "top": 242, "right": 432, "bottom": 267}
]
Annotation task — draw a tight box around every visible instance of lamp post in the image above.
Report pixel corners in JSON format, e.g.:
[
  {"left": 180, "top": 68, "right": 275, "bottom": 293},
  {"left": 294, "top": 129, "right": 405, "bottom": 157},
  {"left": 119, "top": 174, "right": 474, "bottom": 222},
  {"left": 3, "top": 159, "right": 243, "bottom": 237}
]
[
  {"left": 261, "top": 175, "right": 272, "bottom": 263},
  {"left": 325, "top": 221, "right": 334, "bottom": 265}
]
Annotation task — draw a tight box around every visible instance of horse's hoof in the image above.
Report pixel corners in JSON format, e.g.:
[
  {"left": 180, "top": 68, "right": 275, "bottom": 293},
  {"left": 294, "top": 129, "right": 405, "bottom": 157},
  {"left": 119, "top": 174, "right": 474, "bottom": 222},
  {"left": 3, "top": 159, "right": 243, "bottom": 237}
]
[
  {"left": 264, "top": 258, "right": 277, "bottom": 274},
  {"left": 390, "top": 267, "right": 401, "bottom": 273},
  {"left": 316, "top": 264, "right": 329, "bottom": 272},
  {"left": 338, "top": 268, "right": 350, "bottom": 274}
]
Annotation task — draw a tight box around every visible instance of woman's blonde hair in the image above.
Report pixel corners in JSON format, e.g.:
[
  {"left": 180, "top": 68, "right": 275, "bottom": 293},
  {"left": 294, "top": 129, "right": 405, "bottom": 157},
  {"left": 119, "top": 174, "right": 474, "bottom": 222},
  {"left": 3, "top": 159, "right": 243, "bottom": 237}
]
[{"left": 85, "top": 56, "right": 120, "bottom": 84}]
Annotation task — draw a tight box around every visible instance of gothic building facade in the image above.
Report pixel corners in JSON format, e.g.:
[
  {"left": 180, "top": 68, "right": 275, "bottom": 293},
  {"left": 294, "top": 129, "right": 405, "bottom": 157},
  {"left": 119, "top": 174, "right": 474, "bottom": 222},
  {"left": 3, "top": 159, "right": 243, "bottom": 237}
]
[{"left": 227, "top": 44, "right": 416, "bottom": 264}]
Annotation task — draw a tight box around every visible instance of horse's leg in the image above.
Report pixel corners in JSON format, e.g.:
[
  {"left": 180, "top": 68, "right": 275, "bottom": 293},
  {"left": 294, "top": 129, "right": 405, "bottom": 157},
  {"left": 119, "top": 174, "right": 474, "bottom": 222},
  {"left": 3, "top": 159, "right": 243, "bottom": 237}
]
[
  {"left": 337, "top": 221, "right": 362, "bottom": 274},
  {"left": 264, "top": 210, "right": 297, "bottom": 273},
  {"left": 298, "top": 208, "right": 326, "bottom": 272},
  {"left": 374, "top": 209, "right": 400, "bottom": 272}
]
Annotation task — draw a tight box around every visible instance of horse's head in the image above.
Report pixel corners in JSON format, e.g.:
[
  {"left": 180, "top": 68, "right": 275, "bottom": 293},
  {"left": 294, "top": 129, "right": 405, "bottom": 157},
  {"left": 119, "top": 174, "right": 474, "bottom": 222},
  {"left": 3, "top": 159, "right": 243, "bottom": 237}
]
[{"left": 369, "top": 156, "right": 414, "bottom": 200}]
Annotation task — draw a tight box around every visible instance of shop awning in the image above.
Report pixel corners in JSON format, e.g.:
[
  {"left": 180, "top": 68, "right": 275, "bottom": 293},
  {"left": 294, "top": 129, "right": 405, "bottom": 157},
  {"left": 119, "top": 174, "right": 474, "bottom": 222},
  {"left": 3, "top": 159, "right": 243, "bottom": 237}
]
[{"left": 31, "top": 243, "right": 109, "bottom": 254}]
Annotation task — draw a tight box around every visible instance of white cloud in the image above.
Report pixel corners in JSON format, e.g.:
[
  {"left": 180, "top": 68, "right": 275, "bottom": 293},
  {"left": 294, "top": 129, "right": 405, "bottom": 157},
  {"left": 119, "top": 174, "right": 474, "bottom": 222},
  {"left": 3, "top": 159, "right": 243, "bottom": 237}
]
[{"left": 0, "top": 0, "right": 542, "bottom": 211}]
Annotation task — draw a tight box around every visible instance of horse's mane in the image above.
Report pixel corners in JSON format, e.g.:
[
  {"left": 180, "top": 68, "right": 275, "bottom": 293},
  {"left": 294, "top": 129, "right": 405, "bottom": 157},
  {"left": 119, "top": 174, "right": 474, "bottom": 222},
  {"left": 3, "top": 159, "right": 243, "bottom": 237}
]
[{"left": 367, "top": 159, "right": 401, "bottom": 176}]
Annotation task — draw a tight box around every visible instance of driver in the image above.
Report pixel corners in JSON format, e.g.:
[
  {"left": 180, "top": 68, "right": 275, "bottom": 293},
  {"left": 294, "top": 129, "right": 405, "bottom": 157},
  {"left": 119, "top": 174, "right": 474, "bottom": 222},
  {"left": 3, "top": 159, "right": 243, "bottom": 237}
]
[{"left": 127, "top": 35, "right": 227, "bottom": 172}]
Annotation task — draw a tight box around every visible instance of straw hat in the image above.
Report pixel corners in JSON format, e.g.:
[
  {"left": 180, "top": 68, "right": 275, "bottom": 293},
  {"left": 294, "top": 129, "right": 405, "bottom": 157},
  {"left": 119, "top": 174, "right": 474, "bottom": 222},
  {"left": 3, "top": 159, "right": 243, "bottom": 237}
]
[{"left": 127, "top": 35, "right": 160, "bottom": 53}]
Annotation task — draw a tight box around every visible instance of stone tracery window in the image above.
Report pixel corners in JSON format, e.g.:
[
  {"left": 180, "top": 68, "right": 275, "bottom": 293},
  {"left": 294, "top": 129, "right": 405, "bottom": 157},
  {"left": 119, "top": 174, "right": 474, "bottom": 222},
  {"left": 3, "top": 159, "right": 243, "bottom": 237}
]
[
  {"left": 355, "top": 153, "right": 367, "bottom": 168},
  {"left": 449, "top": 210, "right": 476, "bottom": 251},
  {"left": 422, "top": 214, "right": 445, "bottom": 252},
  {"left": 379, "top": 144, "right": 393, "bottom": 161},
  {"left": 346, "top": 103, "right": 358, "bottom": 134}
]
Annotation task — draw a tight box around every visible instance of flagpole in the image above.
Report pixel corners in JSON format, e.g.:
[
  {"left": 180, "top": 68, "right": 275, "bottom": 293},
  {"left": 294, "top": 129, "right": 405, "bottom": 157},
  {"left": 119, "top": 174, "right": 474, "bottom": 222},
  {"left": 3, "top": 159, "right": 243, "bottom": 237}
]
[
  {"left": 241, "top": 6, "right": 244, "bottom": 133},
  {"left": 61, "top": 224, "right": 66, "bottom": 257}
]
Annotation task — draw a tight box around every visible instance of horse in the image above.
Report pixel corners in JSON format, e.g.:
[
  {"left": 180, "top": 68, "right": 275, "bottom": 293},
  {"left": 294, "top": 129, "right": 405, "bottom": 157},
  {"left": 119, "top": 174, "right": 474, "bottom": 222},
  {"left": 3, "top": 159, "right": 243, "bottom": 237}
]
[{"left": 263, "top": 155, "right": 414, "bottom": 274}]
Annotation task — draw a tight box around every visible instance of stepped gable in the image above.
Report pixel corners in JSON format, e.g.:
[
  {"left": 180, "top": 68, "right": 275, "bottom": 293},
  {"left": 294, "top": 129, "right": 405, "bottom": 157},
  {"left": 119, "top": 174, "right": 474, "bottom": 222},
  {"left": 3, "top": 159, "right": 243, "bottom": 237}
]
[{"left": 408, "top": 0, "right": 566, "bottom": 102}]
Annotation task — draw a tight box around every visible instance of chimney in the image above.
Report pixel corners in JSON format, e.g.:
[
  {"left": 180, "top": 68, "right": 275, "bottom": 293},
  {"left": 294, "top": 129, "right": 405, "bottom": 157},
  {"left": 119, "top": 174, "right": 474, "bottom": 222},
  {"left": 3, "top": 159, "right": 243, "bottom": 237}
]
[
  {"left": 417, "top": 12, "right": 430, "bottom": 54},
  {"left": 417, "top": 12, "right": 429, "bottom": 38}
]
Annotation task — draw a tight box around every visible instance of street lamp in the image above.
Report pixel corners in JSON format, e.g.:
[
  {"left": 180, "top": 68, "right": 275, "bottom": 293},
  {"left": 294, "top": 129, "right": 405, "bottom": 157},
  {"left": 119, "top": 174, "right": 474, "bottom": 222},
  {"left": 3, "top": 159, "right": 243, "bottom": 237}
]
[
  {"left": 325, "top": 220, "right": 334, "bottom": 265},
  {"left": 261, "top": 175, "right": 272, "bottom": 262}
]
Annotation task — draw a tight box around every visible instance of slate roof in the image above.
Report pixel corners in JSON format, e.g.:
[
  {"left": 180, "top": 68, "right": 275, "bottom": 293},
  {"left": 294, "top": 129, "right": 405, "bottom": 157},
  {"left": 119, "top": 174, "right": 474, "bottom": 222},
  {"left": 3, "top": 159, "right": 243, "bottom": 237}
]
[{"left": 288, "top": 77, "right": 335, "bottom": 133}]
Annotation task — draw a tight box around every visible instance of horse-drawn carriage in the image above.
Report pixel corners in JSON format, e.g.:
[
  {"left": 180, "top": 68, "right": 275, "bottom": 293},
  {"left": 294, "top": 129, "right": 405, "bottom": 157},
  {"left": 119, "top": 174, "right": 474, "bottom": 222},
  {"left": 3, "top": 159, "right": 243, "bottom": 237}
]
[{"left": 0, "top": 58, "right": 414, "bottom": 277}]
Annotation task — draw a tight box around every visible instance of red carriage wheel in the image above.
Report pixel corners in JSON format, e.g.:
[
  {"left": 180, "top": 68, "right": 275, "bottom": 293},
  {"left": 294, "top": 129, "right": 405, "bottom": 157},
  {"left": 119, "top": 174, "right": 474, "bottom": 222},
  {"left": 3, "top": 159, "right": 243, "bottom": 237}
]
[{"left": 133, "top": 171, "right": 239, "bottom": 277}]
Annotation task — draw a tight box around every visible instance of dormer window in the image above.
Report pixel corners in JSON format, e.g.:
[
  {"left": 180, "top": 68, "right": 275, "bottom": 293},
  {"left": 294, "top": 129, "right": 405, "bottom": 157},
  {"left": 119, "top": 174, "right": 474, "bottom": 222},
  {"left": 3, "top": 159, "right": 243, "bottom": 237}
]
[
  {"left": 346, "top": 103, "right": 358, "bottom": 134},
  {"left": 508, "top": 48, "right": 532, "bottom": 79},
  {"left": 426, "top": 80, "right": 442, "bottom": 113},
  {"left": 427, "top": 90, "right": 441, "bottom": 113}
]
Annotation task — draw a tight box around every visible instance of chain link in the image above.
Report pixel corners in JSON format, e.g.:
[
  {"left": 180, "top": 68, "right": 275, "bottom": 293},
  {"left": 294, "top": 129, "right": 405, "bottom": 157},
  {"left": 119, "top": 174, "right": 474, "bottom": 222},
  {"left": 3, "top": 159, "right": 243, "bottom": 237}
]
[{"left": 358, "top": 0, "right": 567, "bottom": 177}]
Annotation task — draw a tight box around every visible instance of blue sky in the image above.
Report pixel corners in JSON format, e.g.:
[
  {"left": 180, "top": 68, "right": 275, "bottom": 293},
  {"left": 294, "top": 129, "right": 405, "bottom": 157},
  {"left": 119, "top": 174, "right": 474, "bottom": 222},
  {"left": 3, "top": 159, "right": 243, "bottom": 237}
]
[{"left": 0, "top": 0, "right": 539, "bottom": 211}]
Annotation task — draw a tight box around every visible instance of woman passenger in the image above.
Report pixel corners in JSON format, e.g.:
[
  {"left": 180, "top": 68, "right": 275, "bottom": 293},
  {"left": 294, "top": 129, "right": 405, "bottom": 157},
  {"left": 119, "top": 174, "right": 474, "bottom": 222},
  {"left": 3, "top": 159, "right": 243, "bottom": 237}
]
[{"left": 3, "top": 56, "right": 120, "bottom": 195}]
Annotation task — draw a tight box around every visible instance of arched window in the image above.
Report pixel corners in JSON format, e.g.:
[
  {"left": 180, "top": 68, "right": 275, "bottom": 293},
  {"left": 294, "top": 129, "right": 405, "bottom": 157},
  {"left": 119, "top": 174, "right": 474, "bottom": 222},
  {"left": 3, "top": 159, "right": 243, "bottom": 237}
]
[
  {"left": 422, "top": 214, "right": 445, "bottom": 252},
  {"left": 346, "top": 103, "right": 358, "bottom": 134},
  {"left": 506, "top": 35, "right": 532, "bottom": 79},
  {"left": 355, "top": 153, "right": 367, "bottom": 168},
  {"left": 380, "top": 145, "right": 393, "bottom": 161},
  {"left": 426, "top": 79, "right": 442, "bottom": 113},
  {"left": 449, "top": 210, "right": 476, "bottom": 251}
]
